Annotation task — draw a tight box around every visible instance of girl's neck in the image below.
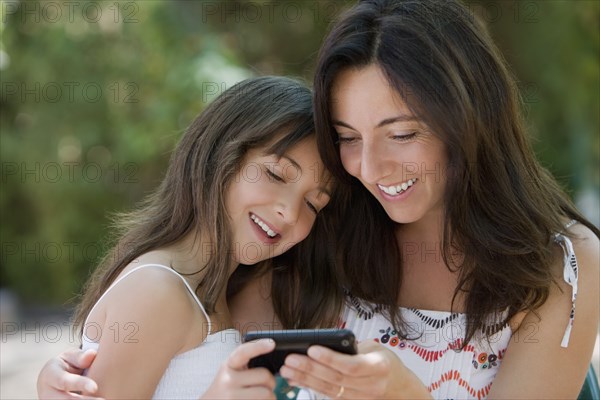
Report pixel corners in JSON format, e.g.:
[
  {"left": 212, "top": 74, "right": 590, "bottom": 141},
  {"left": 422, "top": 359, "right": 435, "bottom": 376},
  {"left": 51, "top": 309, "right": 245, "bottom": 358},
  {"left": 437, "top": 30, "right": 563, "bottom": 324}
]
[
  {"left": 135, "top": 231, "right": 237, "bottom": 329},
  {"left": 140, "top": 230, "right": 237, "bottom": 281}
]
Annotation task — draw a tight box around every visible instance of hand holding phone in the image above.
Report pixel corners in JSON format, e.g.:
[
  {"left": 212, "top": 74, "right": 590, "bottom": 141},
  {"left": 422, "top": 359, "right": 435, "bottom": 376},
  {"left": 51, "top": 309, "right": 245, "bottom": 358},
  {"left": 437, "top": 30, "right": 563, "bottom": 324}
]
[{"left": 243, "top": 329, "right": 357, "bottom": 374}]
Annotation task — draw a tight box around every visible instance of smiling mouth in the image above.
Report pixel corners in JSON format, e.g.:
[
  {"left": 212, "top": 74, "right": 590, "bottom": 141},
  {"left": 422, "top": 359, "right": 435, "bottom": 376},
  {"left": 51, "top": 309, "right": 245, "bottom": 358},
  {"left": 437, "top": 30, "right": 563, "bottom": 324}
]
[
  {"left": 249, "top": 213, "right": 280, "bottom": 239},
  {"left": 377, "top": 178, "right": 417, "bottom": 196}
]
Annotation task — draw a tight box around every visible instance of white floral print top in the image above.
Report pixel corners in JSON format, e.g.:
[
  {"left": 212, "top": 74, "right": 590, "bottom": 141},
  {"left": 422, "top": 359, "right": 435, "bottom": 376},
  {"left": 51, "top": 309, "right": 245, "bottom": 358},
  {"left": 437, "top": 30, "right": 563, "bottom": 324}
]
[{"left": 336, "top": 228, "right": 579, "bottom": 399}]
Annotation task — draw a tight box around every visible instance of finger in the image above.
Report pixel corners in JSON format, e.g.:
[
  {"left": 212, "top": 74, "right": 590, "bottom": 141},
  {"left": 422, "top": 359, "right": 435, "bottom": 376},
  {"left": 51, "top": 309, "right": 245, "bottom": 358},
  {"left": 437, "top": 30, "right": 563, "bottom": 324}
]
[
  {"left": 281, "top": 360, "right": 383, "bottom": 397},
  {"left": 357, "top": 340, "right": 382, "bottom": 354},
  {"left": 60, "top": 348, "right": 97, "bottom": 371},
  {"left": 283, "top": 354, "right": 344, "bottom": 385},
  {"left": 306, "top": 345, "right": 390, "bottom": 377},
  {"left": 281, "top": 367, "right": 369, "bottom": 400},
  {"left": 227, "top": 339, "right": 275, "bottom": 370},
  {"left": 51, "top": 360, "right": 98, "bottom": 394},
  {"left": 63, "top": 392, "right": 105, "bottom": 400},
  {"left": 39, "top": 388, "right": 104, "bottom": 400},
  {"left": 233, "top": 368, "right": 276, "bottom": 389},
  {"left": 233, "top": 387, "right": 275, "bottom": 400}
]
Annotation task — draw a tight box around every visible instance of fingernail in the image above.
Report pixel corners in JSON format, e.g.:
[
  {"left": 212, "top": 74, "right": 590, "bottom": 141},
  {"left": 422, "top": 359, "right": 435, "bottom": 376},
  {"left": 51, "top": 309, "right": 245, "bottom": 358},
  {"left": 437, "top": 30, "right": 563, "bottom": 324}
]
[
  {"left": 286, "top": 356, "right": 300, "bottom": 367},
  {"left": 257, "top": 338, "right": 274, "bottom": 346},
  {"left": 83, "top": 349, "right": 97, "bottom": 358},
  {"left": 308, "top": 347, "right": 322, "bottom": 359},
  {"left": 85, "top": 381, "right": 97, "bottom": 393},
  {"left": 280, "top": 366, "right": 293, "bottom": 378}
]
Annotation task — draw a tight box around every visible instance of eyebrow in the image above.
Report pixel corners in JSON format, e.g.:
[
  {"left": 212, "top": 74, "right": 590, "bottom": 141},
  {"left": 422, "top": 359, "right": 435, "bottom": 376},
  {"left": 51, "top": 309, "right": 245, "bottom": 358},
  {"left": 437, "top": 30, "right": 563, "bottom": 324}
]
[
  {"left": 332, "top": 114, "right": 420, "bottom": 131},
  {"left": 282, "top": 155, "right": 332, "bottom": 198},
  {"left": 317, "top": 187, "right": 332, "bottom": 198},
  {"left": 281, "top": 155, "right": 302, "bottom": 172}
]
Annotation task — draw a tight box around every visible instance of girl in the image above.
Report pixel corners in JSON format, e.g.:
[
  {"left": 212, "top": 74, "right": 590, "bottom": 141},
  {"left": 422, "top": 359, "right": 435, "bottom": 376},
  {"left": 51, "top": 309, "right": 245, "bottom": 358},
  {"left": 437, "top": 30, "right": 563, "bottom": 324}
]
[
  {"left": 279, "top": 0, "right": 599, "bottom": 398},
  {"left": 66, "top": 76, "right": 334, "bottom": 399}
]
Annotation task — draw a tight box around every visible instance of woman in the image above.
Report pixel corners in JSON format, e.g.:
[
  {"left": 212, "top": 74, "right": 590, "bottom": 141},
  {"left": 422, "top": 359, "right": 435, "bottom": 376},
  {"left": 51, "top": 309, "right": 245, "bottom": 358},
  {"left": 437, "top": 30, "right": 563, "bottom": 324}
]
[
  {"left": 38, "top": 1, "right": 599, "bottom": 399},
  {"left": 278, "top": 0, "right": 599, "bottom": 398}
]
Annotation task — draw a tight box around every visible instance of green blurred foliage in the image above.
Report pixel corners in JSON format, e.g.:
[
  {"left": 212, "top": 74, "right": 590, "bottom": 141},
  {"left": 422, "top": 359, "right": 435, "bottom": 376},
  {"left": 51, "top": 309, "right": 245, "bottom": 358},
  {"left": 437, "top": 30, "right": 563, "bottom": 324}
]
[
  {"left": 0, "top": 0, "right": 598, "bottom": 306},
  {"left": 475, "top": 0, "right": 600, "bottom": 191}
]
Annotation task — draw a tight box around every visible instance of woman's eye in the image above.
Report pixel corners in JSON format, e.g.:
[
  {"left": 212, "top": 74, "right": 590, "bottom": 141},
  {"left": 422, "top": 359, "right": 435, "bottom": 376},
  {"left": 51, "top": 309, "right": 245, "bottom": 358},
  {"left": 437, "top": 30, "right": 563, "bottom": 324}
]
[
  {"left": 265, "top": 168, "right": 284, "bottom": 182},
  {"left": 393, "top": 132, "right": 417, "bottom": 142},
  {"left": 305, "top": 200, "right": 318, "bottom": 215},
  {"left": 337, "top": 137, "right": 358, "bottom": 145}
]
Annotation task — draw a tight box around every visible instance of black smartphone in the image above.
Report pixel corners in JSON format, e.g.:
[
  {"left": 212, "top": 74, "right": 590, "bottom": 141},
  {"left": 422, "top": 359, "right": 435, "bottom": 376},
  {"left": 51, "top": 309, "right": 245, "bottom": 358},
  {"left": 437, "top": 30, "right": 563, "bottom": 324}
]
[{"left": 243, "top": 329, "right": 357, "bottom": 374}]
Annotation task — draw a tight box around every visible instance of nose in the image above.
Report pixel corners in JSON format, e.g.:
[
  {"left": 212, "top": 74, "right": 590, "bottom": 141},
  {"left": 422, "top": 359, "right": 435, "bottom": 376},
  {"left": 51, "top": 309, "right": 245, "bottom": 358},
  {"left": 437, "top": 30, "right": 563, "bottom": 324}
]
[
  {"left": 360, "top": 141, "right": 392, "bottom": 184},
  {"left": 275, "top": 194, "right": 301, "bottom": 226}
]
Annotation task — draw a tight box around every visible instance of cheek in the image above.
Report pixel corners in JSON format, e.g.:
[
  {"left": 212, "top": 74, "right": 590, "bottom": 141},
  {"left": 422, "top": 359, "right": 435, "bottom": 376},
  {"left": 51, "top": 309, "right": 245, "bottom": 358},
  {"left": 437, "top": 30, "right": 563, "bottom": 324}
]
[
  {"left": 339, "top": 147, "right": 359, "bottom": 176},
  {"left": 292, "top": 215, "right": 317, "bottom": 243}
]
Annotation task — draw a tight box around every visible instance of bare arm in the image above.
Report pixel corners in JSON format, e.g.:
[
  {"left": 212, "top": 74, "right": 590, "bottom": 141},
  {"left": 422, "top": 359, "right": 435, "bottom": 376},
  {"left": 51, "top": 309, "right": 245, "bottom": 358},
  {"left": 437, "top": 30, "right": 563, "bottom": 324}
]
[
  {"left": 38, "top": 269, "right": 281, "bottom": 399},
  {"left": 84, "top": 268, "right": 201, "bottom": 399},
  {"left": 37, "top": 321, "right": 279, "bottom": 400},
  {"left": 488, "top": 224, "right": 599, "bottom": 399}
]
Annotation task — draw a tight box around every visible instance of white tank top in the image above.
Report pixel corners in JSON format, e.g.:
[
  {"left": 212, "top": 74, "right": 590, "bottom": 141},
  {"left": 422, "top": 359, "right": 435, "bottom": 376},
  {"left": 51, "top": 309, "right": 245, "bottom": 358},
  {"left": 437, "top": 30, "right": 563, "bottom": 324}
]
[{"left": 81, "top": 264, "right": 240, "bottom": 399}]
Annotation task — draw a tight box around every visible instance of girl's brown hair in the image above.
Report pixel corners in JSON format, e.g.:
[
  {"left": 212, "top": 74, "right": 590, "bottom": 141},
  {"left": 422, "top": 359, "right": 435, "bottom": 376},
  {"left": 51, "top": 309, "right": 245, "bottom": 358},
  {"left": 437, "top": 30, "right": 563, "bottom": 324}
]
[
  {"left": 74, "top": 76, "right": 342, "bottom": 334},
  {"left": 313, "top": 0, "right": 599, "bottom": 344}
]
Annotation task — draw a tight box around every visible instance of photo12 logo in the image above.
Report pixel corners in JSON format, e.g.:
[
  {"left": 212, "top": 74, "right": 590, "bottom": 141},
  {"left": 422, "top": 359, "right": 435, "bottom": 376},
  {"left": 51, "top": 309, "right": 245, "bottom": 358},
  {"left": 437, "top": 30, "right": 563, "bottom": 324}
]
[
  {"left": 1, "top": 321, "right": 140, "bottom": 345},
  {"left": 1, "top": 81, "right": 139, "bottom": 104},
  {"left": 1, "top": 1, "right": 139, "bottom": 24},
  {"left": 199, "top": 1, "right": 341, "bottom": 24},
  {"left": 1, "top": 162, "right": 138, "bottom": 184}
]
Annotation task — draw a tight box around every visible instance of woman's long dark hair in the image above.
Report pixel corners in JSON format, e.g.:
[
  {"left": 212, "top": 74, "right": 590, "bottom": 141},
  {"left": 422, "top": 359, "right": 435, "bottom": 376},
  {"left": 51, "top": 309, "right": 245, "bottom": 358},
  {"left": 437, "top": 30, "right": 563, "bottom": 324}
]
[
  {"left": 313, "top": 0, "right": 599, "bottom": 344},
  {"left": 74, "top": 76, "right": 342, "bottom": 334}
]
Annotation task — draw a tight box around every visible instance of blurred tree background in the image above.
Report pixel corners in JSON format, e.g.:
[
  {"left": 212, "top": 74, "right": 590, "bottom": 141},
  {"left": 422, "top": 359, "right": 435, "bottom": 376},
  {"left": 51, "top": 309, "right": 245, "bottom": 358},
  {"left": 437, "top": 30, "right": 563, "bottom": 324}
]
[{"left": 1, "top": 0, "right": 598, "bottom": 310}]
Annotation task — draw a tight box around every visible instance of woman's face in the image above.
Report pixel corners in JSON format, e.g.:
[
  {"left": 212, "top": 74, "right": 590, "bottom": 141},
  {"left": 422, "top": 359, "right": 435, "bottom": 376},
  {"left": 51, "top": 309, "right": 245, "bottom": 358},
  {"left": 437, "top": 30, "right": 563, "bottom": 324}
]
[
  {"left": 226, "top": 136, "right": 331, "bottom": 265},
  {"left": 331, "top": 64, "right": 447, "bottom": 225}
]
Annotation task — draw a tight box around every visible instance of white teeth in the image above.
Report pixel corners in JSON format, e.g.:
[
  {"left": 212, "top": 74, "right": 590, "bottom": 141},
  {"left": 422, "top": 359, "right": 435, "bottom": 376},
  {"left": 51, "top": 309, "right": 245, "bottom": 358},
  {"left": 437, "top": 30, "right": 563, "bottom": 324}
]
[
  {"left": 250, "top": 214, "right": 277, "bottom": 238},
  {"left": 377, "top": 179, "right": 416, "bottom": 196}
]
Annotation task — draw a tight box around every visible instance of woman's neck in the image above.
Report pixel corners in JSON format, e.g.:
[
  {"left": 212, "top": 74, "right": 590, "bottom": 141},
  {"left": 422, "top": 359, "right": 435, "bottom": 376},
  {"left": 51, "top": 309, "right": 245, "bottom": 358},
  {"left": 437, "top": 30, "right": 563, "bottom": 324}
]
[
  {"left": 396, "top": 208, "right": 444, "bottom": 246},
  {"left": 395, "top": 209, "right": 466, "bottom": 311}
]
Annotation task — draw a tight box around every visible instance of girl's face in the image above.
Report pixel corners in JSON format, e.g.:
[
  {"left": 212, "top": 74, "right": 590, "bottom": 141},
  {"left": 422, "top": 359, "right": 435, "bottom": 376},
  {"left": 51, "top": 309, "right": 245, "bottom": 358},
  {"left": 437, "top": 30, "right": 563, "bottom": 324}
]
[
  {"left": 226, "top": 136, "right": 331, "bottom": 265},
  {"left": 331, "top": 64, "right": 447, "bottom": 226}
]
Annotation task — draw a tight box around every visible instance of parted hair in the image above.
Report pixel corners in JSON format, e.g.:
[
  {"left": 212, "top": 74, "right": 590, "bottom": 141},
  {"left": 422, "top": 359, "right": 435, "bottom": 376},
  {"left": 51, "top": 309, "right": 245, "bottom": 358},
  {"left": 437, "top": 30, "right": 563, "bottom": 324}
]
[
  {"left": 313, "top": 0, "right": 599, "bottom": 344},
  {"left": 74, "top": 76, "right": 342, "bottom": 335}
]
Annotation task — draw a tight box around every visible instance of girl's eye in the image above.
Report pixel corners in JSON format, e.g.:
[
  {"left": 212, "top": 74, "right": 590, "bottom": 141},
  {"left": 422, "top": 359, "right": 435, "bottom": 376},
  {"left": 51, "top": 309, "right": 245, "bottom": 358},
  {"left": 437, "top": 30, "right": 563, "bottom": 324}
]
[
  {"left": 392, "top": 132, "right": 417, "bottom": 142},
  {"left": 265, "top": 168, "right": 284, "bottom": 182},
  {"left": 305, "top": 200, "right": 318, "bottom": 215}
]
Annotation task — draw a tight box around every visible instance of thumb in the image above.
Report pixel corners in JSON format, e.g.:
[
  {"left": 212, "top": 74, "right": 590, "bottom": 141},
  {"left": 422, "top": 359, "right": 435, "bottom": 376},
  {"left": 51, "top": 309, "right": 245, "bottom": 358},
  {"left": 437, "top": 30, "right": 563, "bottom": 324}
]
[
  {"left": 79, "top": 349, "right": 98, "bottom": 369},
  {"left": 227, "top": 339, "right": 276, "bottom": 370},
  {"left": 60, "top": 348, "right": 97, "bottom": 370},
  {"left": 357, "top": 339, "right": 383, "bottom": 354}
]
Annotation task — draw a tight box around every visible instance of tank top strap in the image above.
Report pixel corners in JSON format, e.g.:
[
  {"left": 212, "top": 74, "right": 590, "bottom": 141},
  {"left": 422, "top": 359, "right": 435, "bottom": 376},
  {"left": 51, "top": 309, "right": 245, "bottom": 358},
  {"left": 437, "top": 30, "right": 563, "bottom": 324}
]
[
  {"left": 553, "top": 220, "right": 578, "bottom": 348},
  {"left": 84, "top": 264, "right": 212, "bottom": 336}
]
